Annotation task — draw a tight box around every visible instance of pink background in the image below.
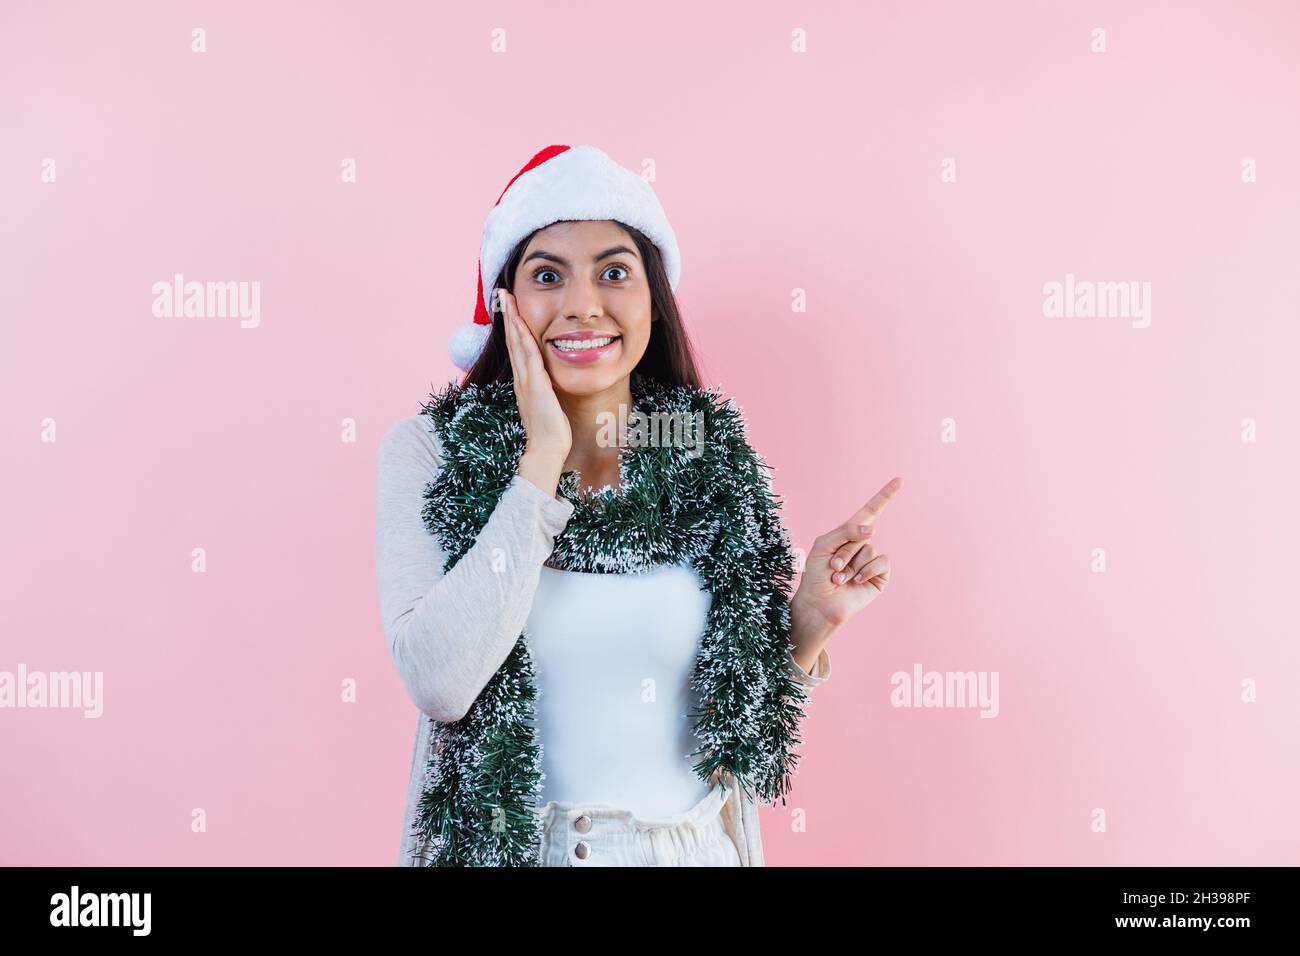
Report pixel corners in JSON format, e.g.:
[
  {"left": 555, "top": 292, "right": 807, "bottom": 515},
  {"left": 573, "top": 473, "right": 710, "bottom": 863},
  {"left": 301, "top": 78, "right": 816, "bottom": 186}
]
[{"left": 2, "top": 0, "right": 1297, "bottom": 866}]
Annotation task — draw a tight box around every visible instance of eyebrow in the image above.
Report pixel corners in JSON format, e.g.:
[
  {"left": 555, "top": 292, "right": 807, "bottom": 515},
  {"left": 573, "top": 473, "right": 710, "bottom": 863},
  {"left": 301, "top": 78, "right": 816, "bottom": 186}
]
[{"left": 522, "top": 245, "right": 640, "bottom": 267}]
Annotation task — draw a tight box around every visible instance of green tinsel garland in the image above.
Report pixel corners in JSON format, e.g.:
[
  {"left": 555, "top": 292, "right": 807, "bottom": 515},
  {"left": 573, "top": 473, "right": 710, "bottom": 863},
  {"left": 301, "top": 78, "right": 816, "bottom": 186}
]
[{"left": 409, "top": 370, "right": 811, "bottom": 866}]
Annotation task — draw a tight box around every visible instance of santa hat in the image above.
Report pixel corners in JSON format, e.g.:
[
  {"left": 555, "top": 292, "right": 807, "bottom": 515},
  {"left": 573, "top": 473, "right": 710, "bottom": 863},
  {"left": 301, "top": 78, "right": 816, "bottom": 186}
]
[{"left": 448, "top": 144, "right": 682, "bottom": 371}]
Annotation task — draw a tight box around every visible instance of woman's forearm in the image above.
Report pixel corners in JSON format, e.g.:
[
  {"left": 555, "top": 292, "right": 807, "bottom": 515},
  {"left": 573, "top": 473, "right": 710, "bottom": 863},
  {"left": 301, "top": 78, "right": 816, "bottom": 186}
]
[
  {"left": 788, "top": 594, "right": 836, "bottom": 677},
  {"left": 375, "top": 418, "right": 574, "bottom": 722}
]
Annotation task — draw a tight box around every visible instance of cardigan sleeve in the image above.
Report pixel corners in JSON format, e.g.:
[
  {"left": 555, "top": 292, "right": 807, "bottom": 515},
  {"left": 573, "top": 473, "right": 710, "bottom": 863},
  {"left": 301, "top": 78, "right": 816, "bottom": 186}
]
[
  {"left": 785, "top": 642, "right": 832, "bottom": 690},
  {"left": 375, "top": 414, "right": 575, "bottom": 722}
]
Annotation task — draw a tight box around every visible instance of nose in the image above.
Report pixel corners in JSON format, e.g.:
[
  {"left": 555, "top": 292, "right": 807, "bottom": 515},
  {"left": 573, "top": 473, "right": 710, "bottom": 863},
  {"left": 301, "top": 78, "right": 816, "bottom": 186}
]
[{"left": 559, "top": 272, "right": 606, "bottom": 323}]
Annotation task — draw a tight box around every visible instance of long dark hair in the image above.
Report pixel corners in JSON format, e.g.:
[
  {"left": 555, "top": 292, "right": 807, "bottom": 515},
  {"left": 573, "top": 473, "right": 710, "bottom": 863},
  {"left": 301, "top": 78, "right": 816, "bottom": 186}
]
[{"left": 458, "top": 220, "right": 704, "bottom": 391}]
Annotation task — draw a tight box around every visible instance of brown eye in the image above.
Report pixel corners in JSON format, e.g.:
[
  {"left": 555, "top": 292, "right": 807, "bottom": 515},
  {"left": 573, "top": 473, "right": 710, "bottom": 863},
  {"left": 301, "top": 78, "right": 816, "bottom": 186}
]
[
  {"left": 603, "top": 265, "right": 630, "bottom": 281},
  {"left": 533, "top": 268, "right": 560, "bottom": 284}
]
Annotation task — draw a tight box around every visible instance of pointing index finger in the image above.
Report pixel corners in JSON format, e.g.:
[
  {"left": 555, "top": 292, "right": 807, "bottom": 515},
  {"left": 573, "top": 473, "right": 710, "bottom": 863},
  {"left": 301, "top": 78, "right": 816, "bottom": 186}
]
[{"left": 855, "top": 476, "right": 903, "bottom": 526}]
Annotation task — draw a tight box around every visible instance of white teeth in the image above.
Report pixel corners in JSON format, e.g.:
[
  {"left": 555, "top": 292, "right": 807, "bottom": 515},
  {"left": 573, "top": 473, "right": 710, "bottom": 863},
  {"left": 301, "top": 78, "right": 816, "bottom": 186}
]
[{"left": 552, "top": 336, "right": 616, "bottom": 352}]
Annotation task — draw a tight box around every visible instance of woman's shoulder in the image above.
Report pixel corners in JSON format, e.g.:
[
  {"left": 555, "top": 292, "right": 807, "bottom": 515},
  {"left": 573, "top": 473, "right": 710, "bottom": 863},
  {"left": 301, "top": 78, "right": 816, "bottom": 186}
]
[
  {"left": 380, "top": 377, "right": 475, "bottom": 459},
  {"left": 377, "top": 413, "right": 444, "bottom": 474}
]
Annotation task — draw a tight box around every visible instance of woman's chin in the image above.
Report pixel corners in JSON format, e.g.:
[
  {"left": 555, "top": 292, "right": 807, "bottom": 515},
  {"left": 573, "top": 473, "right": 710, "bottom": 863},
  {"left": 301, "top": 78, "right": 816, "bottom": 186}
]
[{"left": 547, "top": 365, "right": 629, "bottom": 397}]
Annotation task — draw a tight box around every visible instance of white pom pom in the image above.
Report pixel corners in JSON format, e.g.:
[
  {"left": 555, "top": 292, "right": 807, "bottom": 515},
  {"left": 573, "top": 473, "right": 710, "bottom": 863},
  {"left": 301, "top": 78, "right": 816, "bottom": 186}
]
[{"left": 448, "top": 322, "right": 491, "bottom": 371}]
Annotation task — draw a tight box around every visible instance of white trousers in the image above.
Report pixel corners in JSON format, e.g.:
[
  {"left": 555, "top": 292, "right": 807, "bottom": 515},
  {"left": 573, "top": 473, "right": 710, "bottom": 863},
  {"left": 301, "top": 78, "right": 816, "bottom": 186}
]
[{"left": 534, "top": 782, "right": 742, "bottom": 867}]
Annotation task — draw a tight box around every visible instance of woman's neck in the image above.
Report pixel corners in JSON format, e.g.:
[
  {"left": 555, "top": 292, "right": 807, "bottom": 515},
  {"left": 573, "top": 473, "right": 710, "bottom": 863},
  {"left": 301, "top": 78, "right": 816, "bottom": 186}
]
[{"left": 556, "top": 378, "right": 634, "bottom": 486}]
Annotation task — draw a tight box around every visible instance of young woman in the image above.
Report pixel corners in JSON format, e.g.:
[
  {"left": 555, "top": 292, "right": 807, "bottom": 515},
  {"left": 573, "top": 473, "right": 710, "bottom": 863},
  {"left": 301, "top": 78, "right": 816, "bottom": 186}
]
[{"left": 375, "top": 144, "right": 901, "bottom": 867}]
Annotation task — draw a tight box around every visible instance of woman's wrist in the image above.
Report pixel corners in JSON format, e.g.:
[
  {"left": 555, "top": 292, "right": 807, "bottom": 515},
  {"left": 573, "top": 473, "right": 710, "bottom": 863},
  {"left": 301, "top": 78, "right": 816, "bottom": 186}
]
[
  {"left": 788, "top": 592, "right": 836, "bottom": 673},
  {"left": 517, "top": 448, "right": 567, "bottom": 499}
]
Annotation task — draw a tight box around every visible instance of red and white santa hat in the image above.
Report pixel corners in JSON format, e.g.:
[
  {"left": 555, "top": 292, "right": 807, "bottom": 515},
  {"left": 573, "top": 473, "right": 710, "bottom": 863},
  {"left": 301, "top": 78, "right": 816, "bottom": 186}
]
[{"left": 448, "top": 144, "right": 682, "bottom": 371}]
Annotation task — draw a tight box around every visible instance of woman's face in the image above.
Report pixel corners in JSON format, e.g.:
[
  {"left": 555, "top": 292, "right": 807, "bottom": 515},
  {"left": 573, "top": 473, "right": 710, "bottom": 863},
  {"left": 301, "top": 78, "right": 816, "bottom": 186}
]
[{"left": 509, "top": 219, "right": 652, "bottom": 398}]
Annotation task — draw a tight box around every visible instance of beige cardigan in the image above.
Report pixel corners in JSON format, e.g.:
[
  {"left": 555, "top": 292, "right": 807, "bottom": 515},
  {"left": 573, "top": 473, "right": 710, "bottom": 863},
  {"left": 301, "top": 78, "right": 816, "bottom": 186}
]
[{"left": 375, "top": 413, "right": 832, "bottom": 867}]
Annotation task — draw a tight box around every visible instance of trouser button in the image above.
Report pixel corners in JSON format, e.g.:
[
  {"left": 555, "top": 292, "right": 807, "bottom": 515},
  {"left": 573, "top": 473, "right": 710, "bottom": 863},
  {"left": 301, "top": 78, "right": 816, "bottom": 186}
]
[
  {"left": 573, "top": 841, "right": 591, "bottom": 860},
  {"left": 574, "top": 814, "right": 592, "bottom": 833}
]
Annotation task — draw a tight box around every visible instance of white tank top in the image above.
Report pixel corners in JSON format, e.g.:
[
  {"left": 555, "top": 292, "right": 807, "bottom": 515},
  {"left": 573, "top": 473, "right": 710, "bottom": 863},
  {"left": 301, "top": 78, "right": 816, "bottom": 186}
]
[{"left": 523, "top": 561, "right": 715, "bottom": 821}]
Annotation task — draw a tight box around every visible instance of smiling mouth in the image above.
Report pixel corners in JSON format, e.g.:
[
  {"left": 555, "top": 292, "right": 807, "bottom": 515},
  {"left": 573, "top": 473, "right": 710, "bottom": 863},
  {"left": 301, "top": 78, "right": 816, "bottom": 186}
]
[{"left": 548, "top": 335, "right": 621, "bottom": 352}]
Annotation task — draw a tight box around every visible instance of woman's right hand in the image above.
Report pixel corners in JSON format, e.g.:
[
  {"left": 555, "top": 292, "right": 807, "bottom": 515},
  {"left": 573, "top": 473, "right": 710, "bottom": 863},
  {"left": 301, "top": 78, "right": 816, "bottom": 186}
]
[{"left": 499, "top": 288, "right": 572, "bottom": 465}]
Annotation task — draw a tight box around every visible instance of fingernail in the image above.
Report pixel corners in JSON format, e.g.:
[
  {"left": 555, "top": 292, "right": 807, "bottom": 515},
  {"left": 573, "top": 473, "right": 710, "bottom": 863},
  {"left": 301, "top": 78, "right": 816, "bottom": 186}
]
[
  {"left": 831, "top": 557, "right": 844, "bottom": 570},
  {"left": 860, "top": 524, "right": 872, "bottom": 534}
]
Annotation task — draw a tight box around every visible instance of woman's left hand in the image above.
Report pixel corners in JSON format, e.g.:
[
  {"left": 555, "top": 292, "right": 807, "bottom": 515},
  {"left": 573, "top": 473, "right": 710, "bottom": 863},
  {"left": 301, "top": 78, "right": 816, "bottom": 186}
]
[{"left": 791, "top": 476, "right": 902, "bottom": 633}]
